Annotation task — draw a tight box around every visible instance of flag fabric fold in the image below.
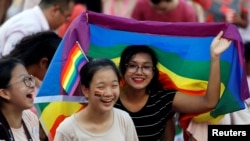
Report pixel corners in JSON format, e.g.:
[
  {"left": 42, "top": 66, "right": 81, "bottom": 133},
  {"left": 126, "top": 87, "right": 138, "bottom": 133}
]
[{"left": 35, "top": 11, "right": 249, "bottom": 140}]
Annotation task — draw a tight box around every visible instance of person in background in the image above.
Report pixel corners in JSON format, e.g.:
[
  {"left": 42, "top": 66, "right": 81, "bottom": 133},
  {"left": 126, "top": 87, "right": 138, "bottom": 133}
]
[
  {"left": 54, "top": 58, "right": 139, "bottom": 141},
  {"left": 0, "top": 0, "right": 74, "bottom": 58},
  {"left": 186, "top": 0, "right": 205, "bottom": 22},
  {"left": 239, "top": 0, "right": 250, "bottom": 44},
  {"left": 102, "top": 0, "right": 137, "bottom": 18},
  {"left": 114, "top": 31, "right": 231, "bottom": 141},
  {"left": 4, "top": 0, "right": 24, "bottom": 20},
  {"left": 23, "top": 0, "right": 41, "bottom": 10},
  {"left": 0, "top": 0, "right": 12, "bottom": 26},
  {"left": 3, "top": 30, "right": 61, "bottom": 91},
  {"left": 58, "top": 0, "right": 86, "bottom": 37},
  {"left": 197, "top": 0, "right": 248, "bottom": 28},
  {"left": 131, "top": 0, "right": 197, "bottom": 22},
  {"left": 0, "top": 58, "right": 39, "bottom": 141},
  {"left": 58, "top": 0, "right": 104, "bottom": 37},
  {"left": 3, "top": 31, "right": 61, "bottom": 141}
]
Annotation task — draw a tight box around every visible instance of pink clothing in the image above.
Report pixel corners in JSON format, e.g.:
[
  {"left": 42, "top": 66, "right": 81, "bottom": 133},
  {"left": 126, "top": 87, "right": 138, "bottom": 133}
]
[
  {"left": 0, "top": 6, "right": 49, "bottom": 57},
  {"left": 198, "top": 0, "right": 248, "bottom": 22},
  {"left": 102, "top": 0, "right": 137, "bottom": 18},
  {"left": 12, "top": 110, "right": 40, "bottom": 141},
  {"left": 131, "top": 0, "right": 197, "bottom": 22}
]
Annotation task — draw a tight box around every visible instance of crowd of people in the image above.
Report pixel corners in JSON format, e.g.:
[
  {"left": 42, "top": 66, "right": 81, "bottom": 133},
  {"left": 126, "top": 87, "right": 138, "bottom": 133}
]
[{"left": 0, "top": 0, "right": 249, "bottom": 141}]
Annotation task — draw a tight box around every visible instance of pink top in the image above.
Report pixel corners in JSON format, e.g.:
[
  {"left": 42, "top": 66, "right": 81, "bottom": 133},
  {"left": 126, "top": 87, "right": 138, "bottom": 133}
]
[
  {"left": 102, "top": 0, "right": 137, "bottom": 18},
  {"left": 131, "top": 0, "right": 197, "bottom": 22},
  {"left": 12, "top": 110, "right": 40, "bottom": 141}
]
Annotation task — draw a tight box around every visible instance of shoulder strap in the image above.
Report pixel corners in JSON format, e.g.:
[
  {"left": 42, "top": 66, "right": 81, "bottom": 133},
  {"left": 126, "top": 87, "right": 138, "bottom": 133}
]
[
  {"left": 22, "top": 120, "right": 33, "bottom": 141},
  {"left": 0, "top": 110, "right": 14, "bottom": 141},
  {"left": 0, "top": 110, "right": 33, "bottom": 141}
]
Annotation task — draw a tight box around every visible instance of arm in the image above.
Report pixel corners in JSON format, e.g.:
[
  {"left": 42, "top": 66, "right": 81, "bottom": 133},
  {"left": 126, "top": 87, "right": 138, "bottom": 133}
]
[
  {"left": 172, "top": 31, "right": 232, "bottom": 114},
  {"left": 162, "top": 117, "right": 176, "bottom": 141},
  {"left": 225, "top": 8, "right": 248, "bottom": 28}
]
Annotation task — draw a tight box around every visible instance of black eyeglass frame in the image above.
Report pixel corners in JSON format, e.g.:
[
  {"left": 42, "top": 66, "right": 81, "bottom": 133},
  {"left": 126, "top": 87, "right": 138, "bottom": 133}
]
[{"left": 6, "top": 75, "right": 35, "bottom": 88}]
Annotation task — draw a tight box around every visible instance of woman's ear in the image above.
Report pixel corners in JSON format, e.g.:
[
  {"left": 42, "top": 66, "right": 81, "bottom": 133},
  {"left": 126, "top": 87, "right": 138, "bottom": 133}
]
[
  {"left": 39, "top": 57, "right": 49, "bottom": 69},
  {"left": 81, "top": 85, "right": 89, "bottom": 99},
  {"left": 0, "top": 89, "right": 11, "bottom": 100}
]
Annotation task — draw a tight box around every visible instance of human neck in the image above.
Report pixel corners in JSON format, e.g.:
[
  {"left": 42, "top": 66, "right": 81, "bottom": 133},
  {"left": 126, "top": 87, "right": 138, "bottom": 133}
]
[
  {"left": 121, "top": 86, "right": 148, "bottom": 101},
  {"left": 1, "top": 108, "right": 23, "bottom": 128},
  {"left": 120, "top": 86, "right": 149, "bottom": 112},
  {"left": 82, "top": 106, "right": 113, "bottom": 124},
  {"left": 76, "top": 107, "right": 114, "bottom": 133}
]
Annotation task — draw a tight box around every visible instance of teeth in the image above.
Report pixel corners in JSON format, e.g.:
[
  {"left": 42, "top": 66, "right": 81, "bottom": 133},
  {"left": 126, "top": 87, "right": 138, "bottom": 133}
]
[
  {"left": 101, "top": 99, "right": 112, "bottom": 102},
  {"left": 100, "top": 98, "right": 113, "bottom": 103},
  {"left": 133, "top": 78, "right": 143, "bottom": 80}
]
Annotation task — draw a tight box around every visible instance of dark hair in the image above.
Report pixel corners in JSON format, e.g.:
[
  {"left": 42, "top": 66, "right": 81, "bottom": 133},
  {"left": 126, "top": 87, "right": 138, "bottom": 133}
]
[
  {"left": 151, "top": 0, "right": 172, "bottom": 4},
  {"left": 74, "top": 0, "right": 85, "bottom": 5},
  {"left": 83, "top": 0, "right": 102, "bottom": 13},
  {"left": 119, "top": 45, "right": 162, "bottom": 94},
  {"left": 40, "top": 0, "right": 74, "bottom": 10},
  {"left": 244, "top": 42, "right": 250, "bottom": 62},
  {"left": 0, "top": 58, "right": 23, "bottom": 88},
  {"left": 3, "top": 31, "right": 61, "bottom": 68},
  {"left": 80, "top": 58, "right": 120, "bottom": 88}
]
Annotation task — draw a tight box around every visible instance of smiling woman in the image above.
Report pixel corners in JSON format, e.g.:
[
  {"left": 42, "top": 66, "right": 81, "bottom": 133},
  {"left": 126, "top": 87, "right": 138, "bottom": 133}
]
[
  {"left": 54, "top": 58, "right": 139, "bottom": 141},
  {"left": 0, "top": 58, "right": 40, "bottom": 141}
]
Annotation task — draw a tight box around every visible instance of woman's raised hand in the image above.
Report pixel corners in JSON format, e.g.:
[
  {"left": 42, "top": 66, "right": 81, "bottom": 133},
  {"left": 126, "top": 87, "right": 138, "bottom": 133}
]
[{"left": 210, "top": 31, "right": 232, "bottom": 58}]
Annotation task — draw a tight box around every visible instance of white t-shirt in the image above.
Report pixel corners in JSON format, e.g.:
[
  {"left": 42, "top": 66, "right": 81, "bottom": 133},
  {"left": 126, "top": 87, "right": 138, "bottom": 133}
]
[
  {"left": 54, "top": 108, "right": 139, "bottom": 141},
  {"left": 0, "top": 5, "right": 49, "bottom": 58}
]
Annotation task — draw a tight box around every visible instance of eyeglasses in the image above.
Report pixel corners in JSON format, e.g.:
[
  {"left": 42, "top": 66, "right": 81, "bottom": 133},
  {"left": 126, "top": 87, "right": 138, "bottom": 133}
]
[
  {"left": 126, "top": 63, "right": 154, "bottom": 74},
  {"left": 7, "top": 75, "right": 35, "bottom": 88}
]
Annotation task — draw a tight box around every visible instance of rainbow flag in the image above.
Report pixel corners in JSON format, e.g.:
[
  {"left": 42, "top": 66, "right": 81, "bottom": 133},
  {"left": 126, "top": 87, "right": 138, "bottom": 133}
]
[
  {"left": 61, "top": 41, "right": 88, "bottom": 96},
  {"left": 35, "top": 11, "right": 249, "bottom": 140}
]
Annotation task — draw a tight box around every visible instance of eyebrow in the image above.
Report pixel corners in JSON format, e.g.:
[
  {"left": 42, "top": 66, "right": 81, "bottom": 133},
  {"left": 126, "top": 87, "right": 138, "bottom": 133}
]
[
  {"left": 96, "top": 80, "right": 119, "bottom": 85},
  {"left": 128, "top": 61, "right": 153, "bottom": 65}
]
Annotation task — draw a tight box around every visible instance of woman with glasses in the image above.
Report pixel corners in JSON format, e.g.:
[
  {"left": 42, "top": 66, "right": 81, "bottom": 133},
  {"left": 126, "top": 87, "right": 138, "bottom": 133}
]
[
  {"left": 0, "top": 58, "right": 39, "bottom": 141},
  {"left": 2, "top": 30, "right": 61, "bottom": 141},
  {"left": 114, "top": 31, "right": 232, "bottom": 141}
]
